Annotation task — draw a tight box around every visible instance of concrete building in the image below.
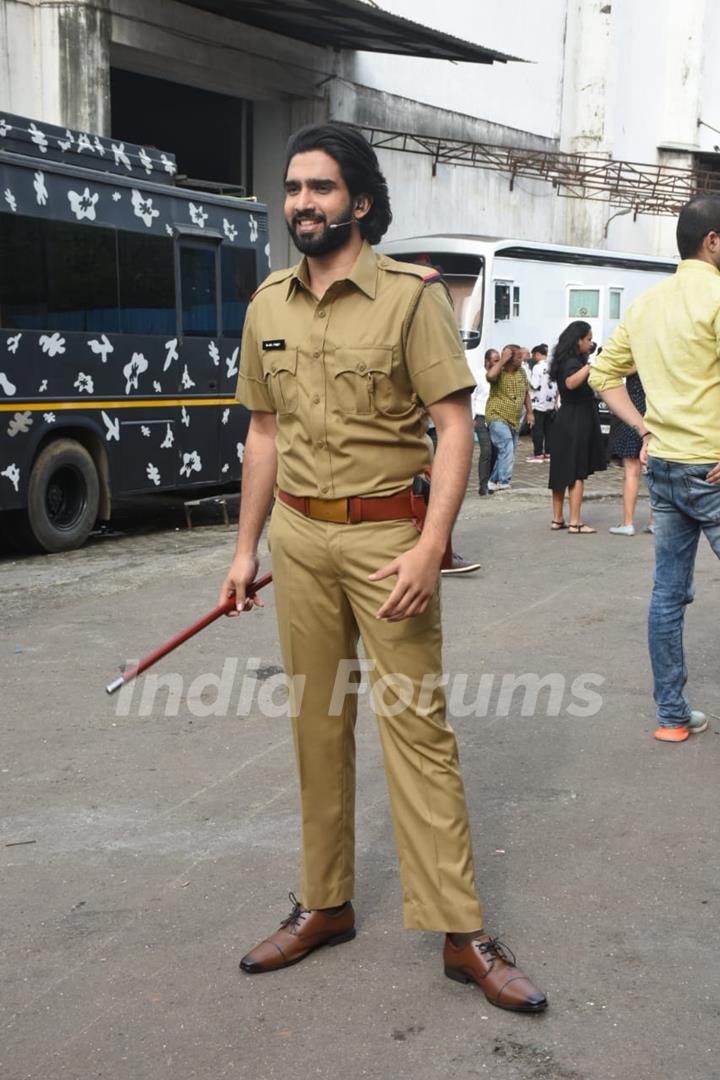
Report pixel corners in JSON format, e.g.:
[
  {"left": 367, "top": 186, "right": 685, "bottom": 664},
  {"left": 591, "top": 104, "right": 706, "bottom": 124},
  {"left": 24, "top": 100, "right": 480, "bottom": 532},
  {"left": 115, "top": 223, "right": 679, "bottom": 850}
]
[{"left": 2, "top": 0, "right": 719, "bottom": 261}]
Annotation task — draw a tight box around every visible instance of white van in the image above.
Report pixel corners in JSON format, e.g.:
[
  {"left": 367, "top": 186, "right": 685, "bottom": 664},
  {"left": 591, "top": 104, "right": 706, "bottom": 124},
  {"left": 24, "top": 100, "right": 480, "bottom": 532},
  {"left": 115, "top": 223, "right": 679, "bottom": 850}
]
[
  {"left": 379, "top": 234, "right": 675, "bottom": 358},
  {"left": 379, "top": 234, "right": 676, "bottom": 440}
]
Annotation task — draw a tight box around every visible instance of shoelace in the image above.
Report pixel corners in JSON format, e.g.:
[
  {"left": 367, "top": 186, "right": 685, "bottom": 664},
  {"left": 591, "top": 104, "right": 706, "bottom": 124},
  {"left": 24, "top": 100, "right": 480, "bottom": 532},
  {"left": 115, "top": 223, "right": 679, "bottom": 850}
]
[
  {"left": 279, "top": 891, "right": 307, "bottom": 932},
  {"left": 475, "top": 936, "right": 517, "bottom": 967}
]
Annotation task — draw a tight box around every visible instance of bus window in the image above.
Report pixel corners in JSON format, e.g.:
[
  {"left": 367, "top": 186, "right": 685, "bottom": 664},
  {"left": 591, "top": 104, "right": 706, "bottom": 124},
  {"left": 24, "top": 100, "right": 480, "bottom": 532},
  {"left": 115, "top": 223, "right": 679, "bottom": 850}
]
[
  {"left": 512, "top": 285, "right": 520, "bottom": 317},
  {"left": 180, "top": 242, "right": 218, "bottom": 336},
  {"left": 494, "top": 281, "right": 511, "bottom": 321},
  {"left": 45, "top": 220, "right": 118, "bottom": 332},
  {"left": 569, "top": 288, "right": 600, "bottom": 318},
  {"left": 384, "top": 251, "right": 484, "bottom": 336},
  {"left": 221, "top": 247, "right": 257, "bottom": 338},
  {"left": 609, "top": 288, "right": 622, "bottom": 320},
  {"left": 0, "top": 214, "right": 118, "bottom": 331},
  {"left": 118, "top": 233, "right": 175, "bottom": 334},
  {"left": 0, "top": 214, "right": 46, "bottom": 329}
]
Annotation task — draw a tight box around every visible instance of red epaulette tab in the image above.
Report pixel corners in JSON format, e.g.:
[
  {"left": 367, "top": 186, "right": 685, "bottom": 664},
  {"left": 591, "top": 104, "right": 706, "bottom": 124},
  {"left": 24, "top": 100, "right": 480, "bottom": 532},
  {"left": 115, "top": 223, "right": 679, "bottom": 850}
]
[{"left": 421, "top": 270, "right": 442, "bottom": 284}]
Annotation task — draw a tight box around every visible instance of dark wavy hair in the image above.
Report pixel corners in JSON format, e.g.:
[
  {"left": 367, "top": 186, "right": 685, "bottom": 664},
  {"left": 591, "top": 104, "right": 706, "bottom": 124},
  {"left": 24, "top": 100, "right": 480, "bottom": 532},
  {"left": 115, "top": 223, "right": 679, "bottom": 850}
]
[
  {"left": 549, "top": 321, "right": 592, "bottom": 383},
  {"left": 284, "top": 123, "right": 392, "bottom": 245}
]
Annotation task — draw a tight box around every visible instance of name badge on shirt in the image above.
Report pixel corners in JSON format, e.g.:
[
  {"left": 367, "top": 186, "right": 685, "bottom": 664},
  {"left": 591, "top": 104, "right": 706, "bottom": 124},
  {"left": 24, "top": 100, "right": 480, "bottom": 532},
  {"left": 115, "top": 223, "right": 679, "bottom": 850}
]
[{"left": 262, "top": 339, "right": 286, "bottom": 350}]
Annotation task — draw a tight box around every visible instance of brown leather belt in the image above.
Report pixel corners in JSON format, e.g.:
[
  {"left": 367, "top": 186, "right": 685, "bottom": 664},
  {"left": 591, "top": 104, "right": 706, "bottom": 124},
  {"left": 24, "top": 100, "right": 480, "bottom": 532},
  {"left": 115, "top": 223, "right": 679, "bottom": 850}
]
[{"left": 278, "top": 487, "right": 425, "bottom": 525}]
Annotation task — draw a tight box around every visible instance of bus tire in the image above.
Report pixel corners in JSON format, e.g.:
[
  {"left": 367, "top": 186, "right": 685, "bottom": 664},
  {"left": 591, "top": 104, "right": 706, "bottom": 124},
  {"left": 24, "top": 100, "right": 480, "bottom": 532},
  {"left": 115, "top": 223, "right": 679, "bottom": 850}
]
[{"left": 26, "top": 438, "right": 100, "bottom": 553}]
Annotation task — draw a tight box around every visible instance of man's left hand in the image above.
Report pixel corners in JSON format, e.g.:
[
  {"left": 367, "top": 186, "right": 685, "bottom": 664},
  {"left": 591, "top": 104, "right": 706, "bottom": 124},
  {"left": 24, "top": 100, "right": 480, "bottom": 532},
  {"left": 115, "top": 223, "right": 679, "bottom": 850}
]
[
  {"left": 527, "top": 412, "right": 535, "bottom": 429},
  {"left": 369, "top": 545, "right": 443, "bottom": 621}
]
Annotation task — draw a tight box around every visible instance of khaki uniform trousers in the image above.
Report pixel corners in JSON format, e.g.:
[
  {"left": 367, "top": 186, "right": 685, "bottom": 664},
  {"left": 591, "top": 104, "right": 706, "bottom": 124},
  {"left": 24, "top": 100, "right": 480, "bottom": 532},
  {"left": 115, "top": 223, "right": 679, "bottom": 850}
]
[{"left": 268, "top": 498, "right": 484, "bottom": 932}]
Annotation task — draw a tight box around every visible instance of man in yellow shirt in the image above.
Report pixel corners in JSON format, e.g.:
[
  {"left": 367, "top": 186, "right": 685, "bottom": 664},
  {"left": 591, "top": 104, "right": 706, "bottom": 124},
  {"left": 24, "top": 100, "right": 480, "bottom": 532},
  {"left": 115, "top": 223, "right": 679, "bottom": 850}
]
[
  {"left": 589, "top": 194, "right": 720, "bottom": 743},
  {"left": 218, "top": 124, "right": 546, "bottom": 1011},
  {"left": 485, "top": 344, "right": 534, "bottom": 491}
]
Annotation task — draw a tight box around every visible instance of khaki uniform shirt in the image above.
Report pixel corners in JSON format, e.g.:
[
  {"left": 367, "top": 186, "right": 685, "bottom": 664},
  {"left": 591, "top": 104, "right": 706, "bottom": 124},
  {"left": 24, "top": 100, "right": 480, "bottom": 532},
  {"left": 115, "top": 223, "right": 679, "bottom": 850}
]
[
  {"left": 236, "top": 241, "right": 475, "bottom": 497},
  {"left": 484, "top": 367, "right": 529, "bottom": 431}
]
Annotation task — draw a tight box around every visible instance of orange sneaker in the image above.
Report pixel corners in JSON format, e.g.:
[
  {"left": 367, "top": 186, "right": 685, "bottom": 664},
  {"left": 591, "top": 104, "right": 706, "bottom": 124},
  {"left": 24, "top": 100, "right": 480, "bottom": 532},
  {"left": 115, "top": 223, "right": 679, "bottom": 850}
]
[
  {"left": 655, "top": 711, "right": 707, "bottom": 743},
  {"left": 654, "top": 726, "right": 690, "bottom": 742}
]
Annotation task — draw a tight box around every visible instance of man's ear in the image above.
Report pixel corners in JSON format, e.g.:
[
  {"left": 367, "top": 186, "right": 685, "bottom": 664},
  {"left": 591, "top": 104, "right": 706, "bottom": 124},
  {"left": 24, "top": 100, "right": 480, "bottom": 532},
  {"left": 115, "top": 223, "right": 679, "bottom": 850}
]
[
  {"left": 353, "top": 195, "right": 372, "bottom": 220},
  {"left": 702, "top": 230, "right": 720, "bottom": 258}
]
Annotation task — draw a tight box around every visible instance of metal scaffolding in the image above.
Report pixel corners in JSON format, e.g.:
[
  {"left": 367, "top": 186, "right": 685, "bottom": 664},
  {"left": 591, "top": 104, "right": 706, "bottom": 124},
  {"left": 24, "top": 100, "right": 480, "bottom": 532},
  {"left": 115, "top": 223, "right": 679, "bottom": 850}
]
[{"left": 357, "top": 125, "right": 719, "bottom": 217}]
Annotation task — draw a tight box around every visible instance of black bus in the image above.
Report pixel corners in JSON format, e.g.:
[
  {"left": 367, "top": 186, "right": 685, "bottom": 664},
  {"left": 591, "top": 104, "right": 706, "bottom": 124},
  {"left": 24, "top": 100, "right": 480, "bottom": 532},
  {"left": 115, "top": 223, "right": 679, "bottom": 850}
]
[{"left": 0, "top": 113, "right": 268, "bottom": 551}]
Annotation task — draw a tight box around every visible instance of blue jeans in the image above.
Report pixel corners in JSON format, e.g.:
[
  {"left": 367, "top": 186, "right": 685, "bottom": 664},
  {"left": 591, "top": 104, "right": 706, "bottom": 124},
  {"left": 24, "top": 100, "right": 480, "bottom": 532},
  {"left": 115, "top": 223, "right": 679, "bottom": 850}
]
[
  {"left": 488, "top": 421, "right": 519, "bottom": 485},
  {"left": 646, "top": 457, "right": 720, "bottom": 726}
]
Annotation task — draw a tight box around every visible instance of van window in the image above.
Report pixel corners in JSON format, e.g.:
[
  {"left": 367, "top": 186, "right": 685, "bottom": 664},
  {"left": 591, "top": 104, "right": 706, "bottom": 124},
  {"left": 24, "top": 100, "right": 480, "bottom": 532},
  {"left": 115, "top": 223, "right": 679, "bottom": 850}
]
[
  {"left": 609, "top": 288, "right": 622, "bottom": 320},
  {"left": 495, "top": 282, "right": 511, "bottom": 321},
  {"left": 386, "top": 251, "right": 484, "bottom": 336},
  {"left": 0, "top": 214, "right": 118, "bottom": 331},
  {"left": 569, "top": 289, "right": 600, "bottom": 318},
  {"left": 221, "top": 247, "right": 257, "bottom": 338},
  {"left": 0, "top": 214, "right": 47, "bottom": 329},
  {"left": 118, "top": 233, "right": 176, "bottom": 334},
  {"left": 0, "top": 215, "right": 181, "bottom": 334},
  {"left": 180, "top": 243, "right": 218, "bottom": 336}
]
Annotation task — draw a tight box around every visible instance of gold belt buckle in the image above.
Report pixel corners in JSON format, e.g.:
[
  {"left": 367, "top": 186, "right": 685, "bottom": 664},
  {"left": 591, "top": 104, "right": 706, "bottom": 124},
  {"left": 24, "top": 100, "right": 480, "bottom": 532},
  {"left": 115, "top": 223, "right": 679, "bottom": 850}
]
[{"left": 307, "top": 497, "right": 349, "bottom": 523}]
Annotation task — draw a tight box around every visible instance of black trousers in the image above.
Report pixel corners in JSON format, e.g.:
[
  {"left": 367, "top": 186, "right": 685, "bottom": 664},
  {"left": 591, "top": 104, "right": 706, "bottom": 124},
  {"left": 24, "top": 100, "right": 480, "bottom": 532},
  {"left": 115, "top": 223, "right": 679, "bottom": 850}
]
[
  {"left": 532, "top": 410, "right": 554, "bottom": 456},
  {"left": 474, "top": 415, "right": 492, "bottom": 493}
]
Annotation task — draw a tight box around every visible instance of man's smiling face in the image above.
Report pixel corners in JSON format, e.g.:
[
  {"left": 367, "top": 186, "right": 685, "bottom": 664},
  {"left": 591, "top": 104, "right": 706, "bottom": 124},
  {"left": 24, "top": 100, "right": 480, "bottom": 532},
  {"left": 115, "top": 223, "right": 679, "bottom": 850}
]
[{"left": 284, "top": 149, "right": 357, "bottom": 256}]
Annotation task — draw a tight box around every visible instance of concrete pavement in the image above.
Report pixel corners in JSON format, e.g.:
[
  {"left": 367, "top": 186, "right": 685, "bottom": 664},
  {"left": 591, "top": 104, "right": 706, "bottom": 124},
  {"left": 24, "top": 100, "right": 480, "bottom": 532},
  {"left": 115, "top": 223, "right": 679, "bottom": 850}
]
[{"left": 1, "top": 443, "right": 718, "bottom": 1080}]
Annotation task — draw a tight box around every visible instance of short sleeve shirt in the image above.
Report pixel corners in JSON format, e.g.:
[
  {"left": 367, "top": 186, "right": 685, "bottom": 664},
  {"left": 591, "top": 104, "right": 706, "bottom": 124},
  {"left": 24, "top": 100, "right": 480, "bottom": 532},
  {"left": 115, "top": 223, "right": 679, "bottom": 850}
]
[
  {"left": 236, "top": 242, "right": 475, "bottom": 498},
  {"left": 484, "top": 367, "right": 529, "bottom": 430},
  {"left": 528, "top": 359, "right": 557, "bottom": 411}
]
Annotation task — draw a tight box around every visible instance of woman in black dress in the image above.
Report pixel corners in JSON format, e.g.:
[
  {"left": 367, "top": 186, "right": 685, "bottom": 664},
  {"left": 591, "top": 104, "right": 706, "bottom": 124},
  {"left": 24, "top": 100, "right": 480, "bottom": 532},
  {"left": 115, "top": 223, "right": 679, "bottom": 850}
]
[{"left": 548, "top": 321, "right": 606, "bottom": 534}]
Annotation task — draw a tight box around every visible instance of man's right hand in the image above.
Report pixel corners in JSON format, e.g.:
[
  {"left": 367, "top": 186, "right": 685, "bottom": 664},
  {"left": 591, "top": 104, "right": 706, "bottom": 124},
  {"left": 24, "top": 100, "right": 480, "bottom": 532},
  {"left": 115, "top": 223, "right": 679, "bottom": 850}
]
[
  {"left": 218, "top": 551, "right": 263, "bottom": 616},
  {"left": 706, "top": 461, "right": 720, "bottom": 484}
]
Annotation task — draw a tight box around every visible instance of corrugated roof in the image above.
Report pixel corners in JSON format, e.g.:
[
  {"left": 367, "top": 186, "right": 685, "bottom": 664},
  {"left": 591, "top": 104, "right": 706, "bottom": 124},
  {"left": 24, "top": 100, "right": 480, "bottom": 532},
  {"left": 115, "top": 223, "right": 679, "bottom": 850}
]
[{"left": 181, "top": 0, "right": 522, "bottom": 63}]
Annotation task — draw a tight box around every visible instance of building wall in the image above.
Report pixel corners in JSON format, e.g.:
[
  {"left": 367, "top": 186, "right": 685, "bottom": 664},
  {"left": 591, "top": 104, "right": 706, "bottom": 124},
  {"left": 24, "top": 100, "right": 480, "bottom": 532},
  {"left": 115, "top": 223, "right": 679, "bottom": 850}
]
[
  {"left": 3, "top": 0, "right": 720, "bottom": 265},
  {"left": 329, "top": 79, "right": 563, "bottom": 246},
  {"left": 353, "top": 0, "right": 720, "bottom": 258},
  {"left": 1, "top": 0, "right": 570, "bottom": 268},
  {"left": 600, "top": 0, "right": 707, "bottom": 256},
  {"left": 343, "top": 0, "right": 568, "bottom": 139},
  {"left": 1, "top": 0, "right": 111, "bottom": 133}
]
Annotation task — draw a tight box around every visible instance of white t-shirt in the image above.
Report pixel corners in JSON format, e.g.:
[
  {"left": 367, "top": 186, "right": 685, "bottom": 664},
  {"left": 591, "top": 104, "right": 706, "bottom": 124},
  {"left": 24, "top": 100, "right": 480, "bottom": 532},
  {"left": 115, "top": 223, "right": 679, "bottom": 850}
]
[
  {"left": 471, "top": 367, "right": 490, "bottom": 417},
  {"left": 529, "top": 359, "right": 558, "bottom": 412}
]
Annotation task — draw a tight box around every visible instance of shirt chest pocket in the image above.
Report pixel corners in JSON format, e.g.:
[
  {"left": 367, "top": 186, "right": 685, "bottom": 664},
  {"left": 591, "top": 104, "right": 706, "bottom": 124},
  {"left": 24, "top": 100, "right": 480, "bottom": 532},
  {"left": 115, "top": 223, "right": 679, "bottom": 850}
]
[
  {"left": 263, "top": 348, "right": 298, "bottom": 414},
  {"left": 330, "top": 347, "right": 414, "bottom": 416}
]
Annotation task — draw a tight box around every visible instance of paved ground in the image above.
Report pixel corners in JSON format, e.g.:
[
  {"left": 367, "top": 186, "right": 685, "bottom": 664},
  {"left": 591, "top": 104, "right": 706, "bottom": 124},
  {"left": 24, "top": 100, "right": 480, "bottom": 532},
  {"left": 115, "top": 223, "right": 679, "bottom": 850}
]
[{"left": 2, "top": 439, "right": 719, "bottom": 1080}]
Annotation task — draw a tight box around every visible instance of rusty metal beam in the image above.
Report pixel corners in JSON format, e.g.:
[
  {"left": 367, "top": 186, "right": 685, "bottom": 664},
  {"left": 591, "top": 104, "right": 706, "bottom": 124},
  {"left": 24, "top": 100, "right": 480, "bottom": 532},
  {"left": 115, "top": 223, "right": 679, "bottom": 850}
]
[{"left": 356, "top": 125, "right": 719, "bottom": 217}]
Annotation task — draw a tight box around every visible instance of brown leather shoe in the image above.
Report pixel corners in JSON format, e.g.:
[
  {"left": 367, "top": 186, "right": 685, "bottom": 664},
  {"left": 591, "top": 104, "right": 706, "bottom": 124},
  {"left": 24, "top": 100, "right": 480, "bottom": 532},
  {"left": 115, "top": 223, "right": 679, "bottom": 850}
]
[
  {"left": 239, "top": 893, "right": 356, "bottom": 974},
  {"left": 443, "top": 934, "right": 548, "bottom": 1013}
]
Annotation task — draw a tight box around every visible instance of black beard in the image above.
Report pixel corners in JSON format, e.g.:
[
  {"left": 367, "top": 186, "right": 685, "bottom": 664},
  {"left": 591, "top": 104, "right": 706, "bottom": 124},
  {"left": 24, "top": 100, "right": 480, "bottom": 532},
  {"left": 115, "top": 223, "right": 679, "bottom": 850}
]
[{"left": 287, "top": 201, "right": 356, "bottom": 256}]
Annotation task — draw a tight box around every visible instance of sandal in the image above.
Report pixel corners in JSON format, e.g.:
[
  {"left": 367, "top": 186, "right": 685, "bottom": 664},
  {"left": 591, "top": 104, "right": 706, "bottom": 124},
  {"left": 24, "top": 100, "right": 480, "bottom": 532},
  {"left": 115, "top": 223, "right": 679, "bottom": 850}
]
[
  {"left": 551, "top": 520, "right": 566, "bottom": 530},
  {"left": 568, "top": 523, "right": 596, "bottom": 534}
]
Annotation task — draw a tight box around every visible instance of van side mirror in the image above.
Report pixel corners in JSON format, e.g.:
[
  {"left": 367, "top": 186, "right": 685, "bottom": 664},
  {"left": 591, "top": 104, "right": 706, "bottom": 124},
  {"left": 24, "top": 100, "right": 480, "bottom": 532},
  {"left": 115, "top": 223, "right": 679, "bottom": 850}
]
[{"left": 460, "top": 329, "right": 481, "bottom": 350}]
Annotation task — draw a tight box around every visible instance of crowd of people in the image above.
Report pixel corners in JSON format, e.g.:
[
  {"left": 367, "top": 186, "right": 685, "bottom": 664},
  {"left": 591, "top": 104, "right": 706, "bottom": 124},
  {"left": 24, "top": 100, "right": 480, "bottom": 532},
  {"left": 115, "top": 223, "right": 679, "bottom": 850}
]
[{"left": 472, "top": 328, "right": 651, "bottom": 536}]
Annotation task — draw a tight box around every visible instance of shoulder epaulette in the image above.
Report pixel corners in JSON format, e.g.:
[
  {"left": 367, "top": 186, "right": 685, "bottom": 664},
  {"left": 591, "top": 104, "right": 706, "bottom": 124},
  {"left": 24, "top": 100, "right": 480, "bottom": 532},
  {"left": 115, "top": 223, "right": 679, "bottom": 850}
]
[
  {"left": 250, "top": 266, "right": 296, "bottom": 301},
  {"left": 378, "top": 255, "right": 444, "bottom": 284}
]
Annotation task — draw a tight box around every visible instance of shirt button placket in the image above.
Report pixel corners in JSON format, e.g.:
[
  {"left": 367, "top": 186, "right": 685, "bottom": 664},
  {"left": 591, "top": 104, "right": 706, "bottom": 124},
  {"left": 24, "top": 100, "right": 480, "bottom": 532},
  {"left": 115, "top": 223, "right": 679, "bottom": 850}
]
[{"left": 311, "top": 300, "right": 332, "bottom": 496}]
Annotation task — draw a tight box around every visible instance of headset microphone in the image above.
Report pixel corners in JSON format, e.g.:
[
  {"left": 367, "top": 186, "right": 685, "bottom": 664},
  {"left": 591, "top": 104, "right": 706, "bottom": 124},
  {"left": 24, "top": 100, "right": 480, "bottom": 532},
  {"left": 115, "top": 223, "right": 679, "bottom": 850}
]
[{"left": 328, "top": 218, "right": 356, "bottom": 230}]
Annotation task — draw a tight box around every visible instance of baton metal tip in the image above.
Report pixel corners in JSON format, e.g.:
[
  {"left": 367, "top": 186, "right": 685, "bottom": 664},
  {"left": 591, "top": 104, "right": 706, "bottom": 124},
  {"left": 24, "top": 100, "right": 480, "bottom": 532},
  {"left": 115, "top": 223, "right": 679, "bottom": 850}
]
[{"left": 106, "top": 677, "right": 125, "bottom": 695}]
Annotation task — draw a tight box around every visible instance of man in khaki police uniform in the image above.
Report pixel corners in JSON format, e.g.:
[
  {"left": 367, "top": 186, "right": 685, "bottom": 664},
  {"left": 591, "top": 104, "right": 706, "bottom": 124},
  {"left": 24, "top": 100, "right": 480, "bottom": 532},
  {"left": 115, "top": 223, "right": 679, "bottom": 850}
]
[{"left": 219, "top": 124, "right": 546, "bottom": 1013}]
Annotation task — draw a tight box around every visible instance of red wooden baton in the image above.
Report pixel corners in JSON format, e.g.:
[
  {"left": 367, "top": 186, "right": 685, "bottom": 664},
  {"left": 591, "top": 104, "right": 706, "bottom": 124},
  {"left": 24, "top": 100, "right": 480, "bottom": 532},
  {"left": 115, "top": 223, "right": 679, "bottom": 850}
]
[{"left": 105, "top": 572, "right": 273, "bottom": 694}]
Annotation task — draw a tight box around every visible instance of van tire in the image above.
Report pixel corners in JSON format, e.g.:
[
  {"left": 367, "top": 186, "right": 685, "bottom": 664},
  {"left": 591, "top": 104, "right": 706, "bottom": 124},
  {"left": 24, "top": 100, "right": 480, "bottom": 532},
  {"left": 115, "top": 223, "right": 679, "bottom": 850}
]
[{"left": 26, "top": 438, "right": 100, "bottom": 552}]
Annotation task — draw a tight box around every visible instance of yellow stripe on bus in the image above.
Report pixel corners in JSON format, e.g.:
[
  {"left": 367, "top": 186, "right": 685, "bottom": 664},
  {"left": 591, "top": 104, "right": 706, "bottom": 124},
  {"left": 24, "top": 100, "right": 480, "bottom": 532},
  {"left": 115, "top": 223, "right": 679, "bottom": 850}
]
[{"left": 0, "top": 397, "right": 240, "bottom": 412}]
